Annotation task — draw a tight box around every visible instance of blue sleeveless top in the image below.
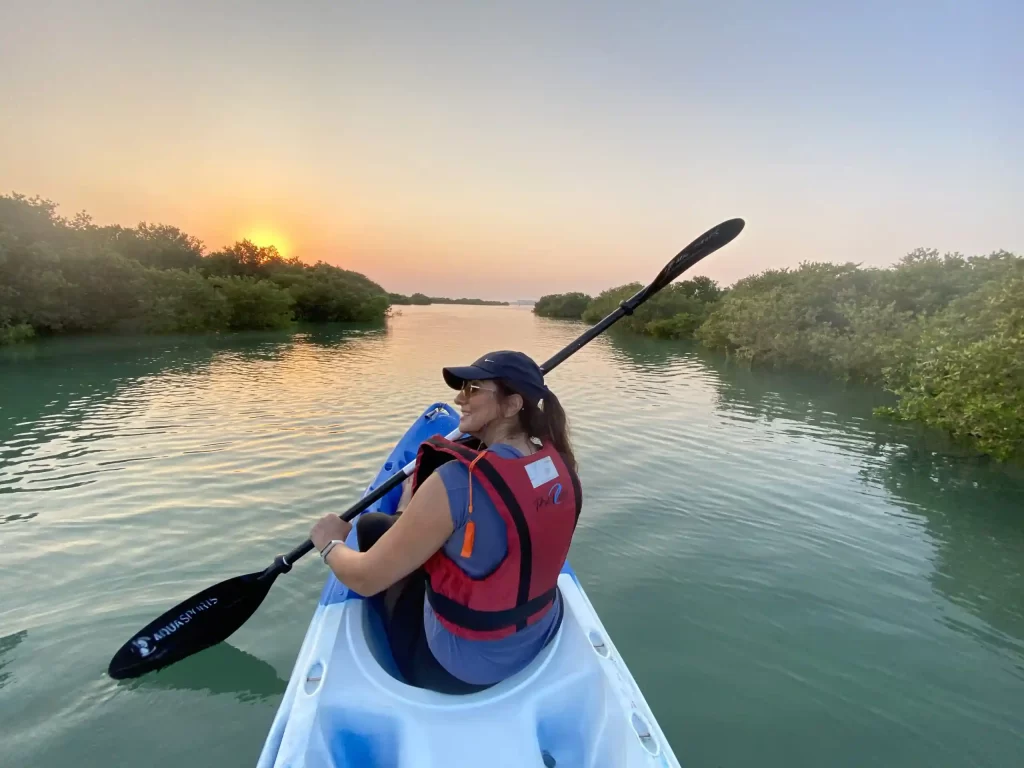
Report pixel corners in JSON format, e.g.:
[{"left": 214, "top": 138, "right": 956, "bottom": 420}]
[{"left": 423, "top": 443, "right": 563, "bottom": 685}]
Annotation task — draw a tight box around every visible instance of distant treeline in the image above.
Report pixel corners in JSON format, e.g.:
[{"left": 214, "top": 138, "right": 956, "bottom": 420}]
[
  {"left": 535, "top": 276, "right": 725, "bottom": 340},
  {"left": 0, "top": 193, "right": 394, "bottom": 341},
  {"left": 0, "top": 193, "right": 513, "bottom": 346},
  {"left": 536, "top": 252, "right": 1024, "bottom": 461},
  {"left": 389, "top": 292, "right": 508, "bottom": 306}
]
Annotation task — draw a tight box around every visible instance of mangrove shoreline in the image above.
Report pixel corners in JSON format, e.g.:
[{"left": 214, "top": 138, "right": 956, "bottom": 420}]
[
  {"left": 535, "top": 252, "right": 1023, "bottom": 461},
  {"left": 0, "top": 193, "right": 506, "bottom": 345}
]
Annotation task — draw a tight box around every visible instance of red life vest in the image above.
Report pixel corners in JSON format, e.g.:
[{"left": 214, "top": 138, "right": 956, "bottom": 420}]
[{"left": 411, "top": 435, "right": 582, "bottom": 641}]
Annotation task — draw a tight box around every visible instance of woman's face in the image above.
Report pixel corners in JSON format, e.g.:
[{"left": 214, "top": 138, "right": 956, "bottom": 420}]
[{"left": 453, "top": 380, "right": 502, "bottom": 434}]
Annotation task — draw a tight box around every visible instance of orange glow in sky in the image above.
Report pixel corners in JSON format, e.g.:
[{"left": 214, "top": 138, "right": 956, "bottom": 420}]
[
  {"left": 0, "top": 3, "right": 1019, "bottom": 301},
  {"left": 243, "top": 228, "right": 291, "bottom": 258}
]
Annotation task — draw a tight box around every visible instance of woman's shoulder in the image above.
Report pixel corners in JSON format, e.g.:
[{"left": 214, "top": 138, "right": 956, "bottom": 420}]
[
  {"left": 434, "top": 444, "right": 523, "bottom": 490},
  {"left": 435, "top": 458, "right": 469, "bottom": 488}
]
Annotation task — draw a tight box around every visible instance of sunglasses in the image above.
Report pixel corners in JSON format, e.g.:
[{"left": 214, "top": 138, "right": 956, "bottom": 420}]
[{"left": 460, "top": 381, "right": 496, "bottom": 398}]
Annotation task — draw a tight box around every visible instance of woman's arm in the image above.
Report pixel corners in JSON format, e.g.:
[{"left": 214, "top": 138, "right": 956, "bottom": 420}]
[
  {"left": 396, "top": 474, "right": 414, "bottom": 512},
  {"left": 317, "top": 471, "right": 454, "bottom": 596}
]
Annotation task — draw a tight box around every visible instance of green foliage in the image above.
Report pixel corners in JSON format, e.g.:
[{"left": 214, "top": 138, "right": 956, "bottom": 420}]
[
  {"left": 697, "top": 256, "right": 1023, "bottom": 379},
  {"left": 544, "top": 251, "right": 1022, "bottom": 459},
  {"left": 273, "top": 262, "right": 389, "bottom": 322},
  {"left": 97, "top": 223, "right": 205, "bottom": 271},
  {"left": 696, "top": 262, "right": 900, "bottom": 378},
  {"left": 876, "top": 276, "right": 1024, "bottom": 460},
  {"left": 534, "top": 292, "right": 592, "bottom": 319},
  {"left": 54, "top": 250, "right": 152, "bottom": 332},
  {"left": 695, "top": 253, "right": 1024, "bottom": 459},
  {"left": 876, "top": 248, "right": 1015, "bottom": 315},
  {"left": 428, "top": 296, "right": 508, "bottom": 305},
  {"left": 389, "top": 292, "right": 507, "bottom": 306},
  {"left": 0, "top": 323, "right": 35, "bottom": 345},
  {"left": 580, "top": 278, "right": 724, "bottom": 338},
  {"left": 142, "top": 268, "right": 230, "bottom": 333},
  {"left": 0, "top": 235, "right": 75, "bottom": 332},
  {"left": 646, "top": 312, "right": 704, "bottom": 339},
  {"left": 391, "top": 292, "right": 432, "bottom": 305},
  {"left": 0, "top": 192, "right": 391, "bottom": 338},
  {"left": 581, "top": 283, "right": 643, "bottom": 325},
  {"left": 202, "top": 240, "right": 298, "bottom": 278},
  {"left": 208, "top": 276, "right": 295, "bottom": 330}
]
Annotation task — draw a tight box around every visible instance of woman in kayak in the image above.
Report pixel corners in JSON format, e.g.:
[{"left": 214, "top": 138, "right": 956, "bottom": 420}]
[{"left": 310, "top": 350, "right": 582, "bottom": 694}]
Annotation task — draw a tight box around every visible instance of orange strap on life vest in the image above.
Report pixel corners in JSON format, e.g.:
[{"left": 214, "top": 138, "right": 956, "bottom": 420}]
[{"left": 461, "top": 452, "right": 487, "bottom": 557}]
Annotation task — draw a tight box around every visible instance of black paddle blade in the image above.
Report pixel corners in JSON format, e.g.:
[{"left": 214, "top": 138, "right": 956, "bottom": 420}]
[
  {"left": 635, "top": 217, "right": 745, "bottom": 306},
  {"left": 107, "top": 571, "right": 277, "bottom": 680}
]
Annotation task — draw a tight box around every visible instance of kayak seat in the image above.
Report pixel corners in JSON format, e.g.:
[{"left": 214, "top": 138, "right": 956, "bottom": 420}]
[{"left": 360, "top": 584, "right": 564, "bottom": 695}]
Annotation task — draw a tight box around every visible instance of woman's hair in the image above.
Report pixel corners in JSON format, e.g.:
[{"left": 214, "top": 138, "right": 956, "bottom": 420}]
[{"left": 495, "top": 381, "right": 576, "bottom": 471}]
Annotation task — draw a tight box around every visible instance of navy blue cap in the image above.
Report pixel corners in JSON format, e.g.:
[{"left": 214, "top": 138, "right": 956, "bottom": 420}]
[{"left": 442, "top": 350, "right": 549, "bottom": 404}]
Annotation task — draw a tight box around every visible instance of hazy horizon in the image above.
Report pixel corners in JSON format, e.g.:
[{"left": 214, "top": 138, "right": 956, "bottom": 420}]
[{"left": 2, "top": 1, "right": 1021, "bottom": 301}]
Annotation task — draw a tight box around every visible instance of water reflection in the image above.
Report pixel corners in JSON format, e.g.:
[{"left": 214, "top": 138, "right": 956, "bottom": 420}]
[
  {"left": 297, "top": 321, "right": 388, "bottom": 349},
  {"left": 659, "top": 336, "right": 1024, "bottom": 656},
  {"left": 0, "top": 511, "right": 39, "bottom": 525},
  {"left": 0, "top": 630, "right": 27, "bottom": 690},
  {"left": 0, "top": 333, "right": 290, "bottom": 443},
  {"left": 123, "top": 643, "right": 287, "bottom": 703},
  {"left": 698, "top": 347, "right": 892, "bottom": 433},
  {"left": 864, "top": 446, "right": 1024, "bottom": 659},
  {"left": 0, "top": 338, "right": 211, "bottom": 494},
  {"left": 0, "top": 330, "right": 365, "bottom": 498},
  {"left": 600, "top": 328, "right": 687, "bottom": 370}
]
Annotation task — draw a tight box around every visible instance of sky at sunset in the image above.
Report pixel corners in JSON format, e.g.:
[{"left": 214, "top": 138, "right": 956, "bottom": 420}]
[{"left": 2, "top": 1, "right": 1021, "bottom": 301}]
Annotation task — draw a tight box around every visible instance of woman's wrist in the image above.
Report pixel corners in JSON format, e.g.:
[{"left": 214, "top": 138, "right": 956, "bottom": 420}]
[
  {"left": 320, "top": 539, "right": 344, "bottom": 560},
  {"left": 323, "top": 543, "right": 371, "bottom": 594}
]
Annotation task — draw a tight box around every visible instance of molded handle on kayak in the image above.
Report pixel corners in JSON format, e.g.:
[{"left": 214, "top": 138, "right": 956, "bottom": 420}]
[{"left": 260, "top": 426, "right": 464, "bottom": 579}]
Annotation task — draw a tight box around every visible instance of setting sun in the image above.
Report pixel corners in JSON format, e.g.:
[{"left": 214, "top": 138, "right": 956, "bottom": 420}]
[{"left": 243, "top": 228, "right": 291, "bottom": 257}]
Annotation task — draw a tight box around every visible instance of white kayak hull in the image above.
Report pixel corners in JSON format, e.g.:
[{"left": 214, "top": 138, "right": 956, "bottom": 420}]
[{"left": 257, "top": 403, "right": 680, "bottom": 768}]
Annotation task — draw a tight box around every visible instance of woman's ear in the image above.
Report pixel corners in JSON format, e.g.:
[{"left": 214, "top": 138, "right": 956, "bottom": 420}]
[{"left": 503, "top": 392, "right": 523, "bottom": 418}]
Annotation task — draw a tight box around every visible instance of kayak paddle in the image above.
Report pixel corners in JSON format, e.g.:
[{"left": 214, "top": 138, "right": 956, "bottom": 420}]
[{"left": 107, "top": 217, "right": 745, "bottom": 679}]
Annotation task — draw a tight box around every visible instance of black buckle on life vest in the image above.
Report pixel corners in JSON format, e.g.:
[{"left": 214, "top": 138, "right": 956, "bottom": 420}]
[{"left": 425, "top": 582, "right": 560, "bottom": 632}]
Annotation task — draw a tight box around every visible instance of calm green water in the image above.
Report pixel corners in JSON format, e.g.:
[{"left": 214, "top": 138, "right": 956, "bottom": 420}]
[{"left": 2, "top": 305, "right": 1022, "bottom": 767}]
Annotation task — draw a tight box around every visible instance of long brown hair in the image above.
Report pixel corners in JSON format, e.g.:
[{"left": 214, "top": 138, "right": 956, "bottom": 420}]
[{"left": 495, "top": 382, "right": 576, "bottom": 471}]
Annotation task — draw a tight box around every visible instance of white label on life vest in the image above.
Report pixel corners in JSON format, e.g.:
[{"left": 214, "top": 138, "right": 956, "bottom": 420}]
[{"left": 525, "top": 455, "right": 559, "bottom": 488}]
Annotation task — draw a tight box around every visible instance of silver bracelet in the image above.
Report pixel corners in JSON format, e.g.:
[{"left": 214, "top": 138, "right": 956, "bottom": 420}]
[{"left": 320, "top": 539, "right": 343, "bottom": 561}]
